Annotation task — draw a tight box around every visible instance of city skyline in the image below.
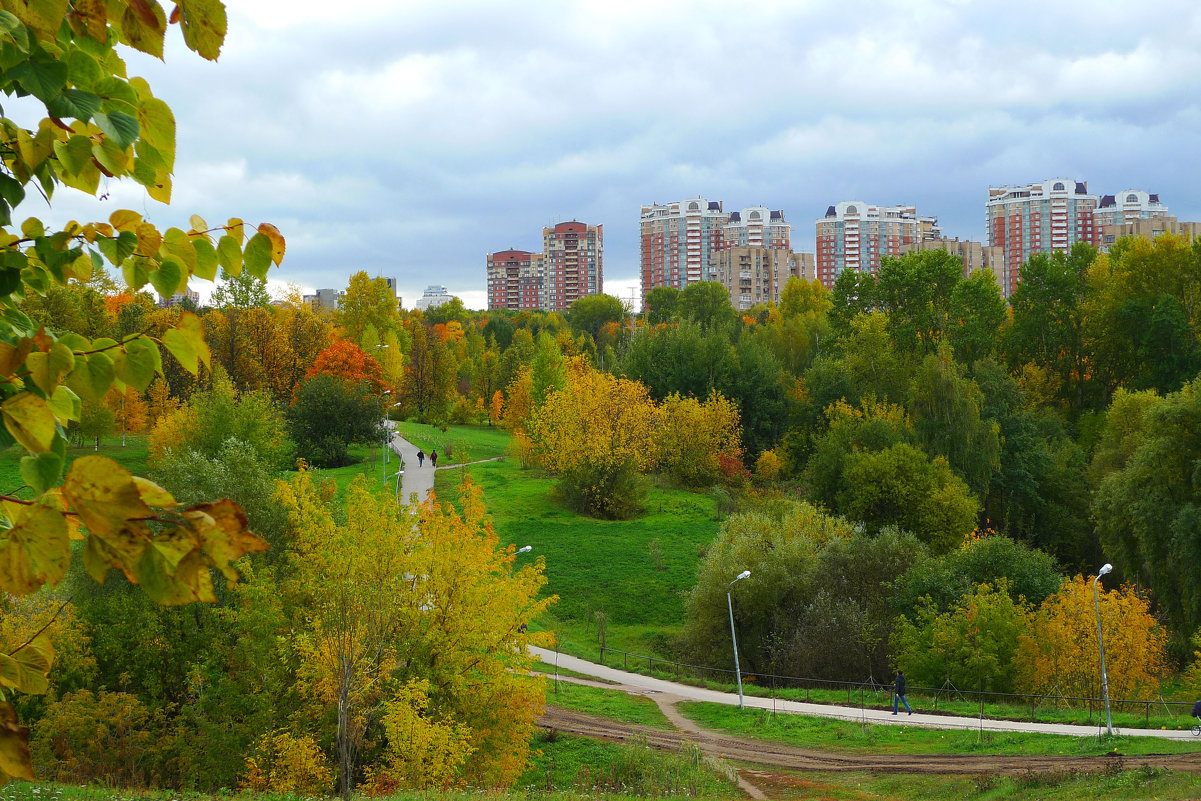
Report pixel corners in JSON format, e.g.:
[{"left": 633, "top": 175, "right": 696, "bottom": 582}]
[{"left": 33, "top": 1, "right": 1201, "bottom": 310}]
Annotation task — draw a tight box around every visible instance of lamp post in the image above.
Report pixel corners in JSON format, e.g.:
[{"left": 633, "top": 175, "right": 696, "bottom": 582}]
[
  {"left": 510, "top": 545, "right": 531, "bottom": 577},
  {"left": 727, "top": 569, "right": 750, "bottom": 709},
  {"left": 1093, "top": 563, "right": 1114, "bottom": 736},
  {"left": 380, "top": 389, "right": 392, "bottom": 484}
]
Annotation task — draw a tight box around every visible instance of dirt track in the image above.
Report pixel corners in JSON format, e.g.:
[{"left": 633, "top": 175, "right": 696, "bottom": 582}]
[{"left": 538, "top": 705, "right": 1201, "bottom": 777}]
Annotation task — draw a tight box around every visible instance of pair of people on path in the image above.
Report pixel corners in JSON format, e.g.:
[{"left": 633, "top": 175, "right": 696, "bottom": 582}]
[
  {"left": 893, "top": 670, "right": 912, "bottom": 715},
  {"left": 415, "top": 449, "right": 437, "bottom": 468}
]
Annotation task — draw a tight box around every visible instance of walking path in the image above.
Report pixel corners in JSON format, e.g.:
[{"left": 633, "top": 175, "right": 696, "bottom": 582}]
[
  {"left": 387, "top": 431, "right": 505, "bottom": 504},
  {"left": 531, "top": 646, "right": 1199, "bottom": 741}
]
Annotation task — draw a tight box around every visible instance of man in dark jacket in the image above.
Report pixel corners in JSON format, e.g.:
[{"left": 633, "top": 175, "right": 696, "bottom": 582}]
[{"left": 893, "top": 670, "right": 912, "bottom": 715}]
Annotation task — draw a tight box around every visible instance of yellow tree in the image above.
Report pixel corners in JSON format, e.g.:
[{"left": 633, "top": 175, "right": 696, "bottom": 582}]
[
  {"left": 1015, "top": 575, "right": 1167, "bottom": 702},
  {"left": 657, "top": 390, "right": 742, "bottom": 487},
  {"left": 278, "top": 473, "right": 553, "bottom": 796},
  {"left": 528, "top": 358, "right": 659, "bottom": 517},
  {"left": 104, "top": 386, "right": 148, "bottom": 445}
]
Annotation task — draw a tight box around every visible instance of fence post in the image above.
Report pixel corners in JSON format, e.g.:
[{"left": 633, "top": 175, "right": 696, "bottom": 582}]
[
  {"left": 624, "top": 652, "right": 627, "bottom": 671},
  {"left": 600, "top": 645, "right": 604, "bottom": 664}
]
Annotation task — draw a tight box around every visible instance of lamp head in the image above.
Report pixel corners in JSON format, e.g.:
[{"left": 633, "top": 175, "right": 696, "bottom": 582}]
[
  {"left": 1099, "top": 563, "right": 1113, "bottom": 577},
  {"left": 731, "top": 570, "right": 750, "bottom": 584},
  {"left": 516, "top": 545, "right": 532, "bottom": 554}
]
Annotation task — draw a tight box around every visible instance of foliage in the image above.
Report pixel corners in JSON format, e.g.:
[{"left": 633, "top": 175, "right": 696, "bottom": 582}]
[
  {"left": 304, "top": 339, "right": 385, "bottom": 394},
  {"left": 286, "top": 374, "right": 382, "bottom": 468},
  {"left": 31, "top": 690, "right": 164, "bottom": 786},
  {"left": 1015, "top": 575, "right": 1167, "bottom": 701},
  {"left": 948, "top": 269, "right": 1007, "bottom": 367},
  {"left": 753, "top": 448, "right": 783, "bottom": 483},
  {"left": 241, "top": 729, "right": 334, "bottom": 797},
  {"left": 529, "top": 359, "right": 659, "bottom": 518},
  {"left": 875, "top": 249, "right": 964, "bottom": 354},
  {"left": 677, "top": 281, "right": 736, "bottom": 331},
  {"left": 568, "top": 293, "right": 626, "bottom": 343},
  {"left": 1092, "top": 378, "right": 1201, "bottom": 656},
  {"left": 362, "top": 680, "right": 475, "bottom": 794},
  {"left": 335, "top": 271, "right": 402, "bottom": 345},
  {"left": 401, "top": 319, "right": 456, "bottom": 424},
  {"left": 656, "top": 390, "right": 742, "bottom": 487},
  {"left": 892, "top": 581, "right": 1033, "bottom": 693}
]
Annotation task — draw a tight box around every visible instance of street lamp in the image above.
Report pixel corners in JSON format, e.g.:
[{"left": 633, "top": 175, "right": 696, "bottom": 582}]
[
  {"left": 1093, "top": 563, "right": 1114, "bottom": 736},
  {"left": 728, "top": 569, "right": 750, "bottom": 709},
  {"left": 380, "top": 389, "right": 392, "bottom": 484},
  {"left": 510, "top": 545, "right": 532, "bottom": 577}
]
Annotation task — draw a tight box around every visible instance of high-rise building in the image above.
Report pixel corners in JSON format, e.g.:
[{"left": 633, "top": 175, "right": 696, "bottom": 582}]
[
  {"left": 715, "top": 247, "right": 814, "bottom": 311},
  {"left": 416, "top": 285, "right": 457, "bottom": 311},
  {"left": 543, "top": 221, "right": 603, "bottom": 312},
  {"left": 486, "top": 249, "right": 547, "bottom": 311},
  {"left": 986, "top": 179, "right": 1101, "bottom": 298},
  {"left": 722, "top": 207, "right": 791, "bottom": 249},
  {"left": 815, "top": 202, "right": 941, "bottom": 289},
  {"left": 639, "top": 198, "right": 727, "bottom": 301},
  {"left": 303, "top": 288, "right": 342, "bottom": 311},
  {"left": 1093, "top": 190, "right": 1169, "bottom": 231}
]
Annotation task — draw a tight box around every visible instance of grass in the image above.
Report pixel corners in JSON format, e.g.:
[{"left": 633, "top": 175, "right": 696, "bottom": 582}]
[
  {"left": 0, "top": 435, "right": 150, "bottom": 497},
  {"left": 678, "top": 701, "right": 1201, "bottom": 757},
  {"left": 539, "top": 677, "right": 674, "bottom": 729},
  {"left": 395, "top": 421, "right": 511, "bottom": 465},
  {"left": 436, "top": 457, "right": 719, "bottom": 656},
  {"left": 306, "top": 443, "right": 386, "bottom": 498}
]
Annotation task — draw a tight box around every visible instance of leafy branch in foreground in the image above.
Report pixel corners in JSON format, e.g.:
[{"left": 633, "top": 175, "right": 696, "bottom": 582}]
[{"left": 0, "top": 0, "right": 283, "bottom": 781}]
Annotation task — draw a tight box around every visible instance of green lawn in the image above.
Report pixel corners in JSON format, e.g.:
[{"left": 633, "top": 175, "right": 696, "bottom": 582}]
[
  {"left": 395, "top": 421, "right": 512, "bottom": 464},
  {"left": 306, "top": 443, "right": 389, "bottom": 497},
  {"left": 0, "top": 435, "right": 150, "bottom": 498},
  {"left": 540, "top": 677, "right": 673, "bottom": 729},
  {"left": 436, "top": 457, "right": 719, "bottom": 658},
  {"left": 678, "top": 701, "right": 1201, "bottom": 757}
]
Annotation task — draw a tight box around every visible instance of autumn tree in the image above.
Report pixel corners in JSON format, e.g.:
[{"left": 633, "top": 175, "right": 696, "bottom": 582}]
[
  {"left": 336, "top": 271, "right": 401, "bottom": 345},
  {"left": 528, "top": 358, "right": 659, "bottom": 518},
  {"left": 305, "top": 340, "right": 386, "bottom": 395},
  {"left": 1015, "top": 575, "right": 1167, "bottom": 701},
  {"left": 400, "top": 320, "right": 455, "bottom": 424},
  {"left": 657, "top": 390, "right": 742, "bottom": 487},
  {"left": 286, "top": 374, "right": 383, "bottom": 467},
  {"left": 277, "top": 473, "right": 553, "bottom": 795}
]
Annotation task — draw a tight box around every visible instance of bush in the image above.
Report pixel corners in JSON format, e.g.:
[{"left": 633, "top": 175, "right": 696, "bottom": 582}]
[
  {"left": 754, "top": 449, "right": 784, "bottom": 483},
  {"left": 287, "top": 373, "right": 383, "bottom": 467},
  {"left": 241, "top": 729, "right": 334, "bottom": 796},
  {"left": 32, "top": 690, "right": 167, "bottom": 785},
  {"left": 555, "top": 459, "right": 647, "bottom": 520}
]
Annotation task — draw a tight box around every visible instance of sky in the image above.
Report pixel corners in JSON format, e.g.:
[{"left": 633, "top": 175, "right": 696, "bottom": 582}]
[{"left": 37, "top": 0, "right": 1201, "bottom": 310}]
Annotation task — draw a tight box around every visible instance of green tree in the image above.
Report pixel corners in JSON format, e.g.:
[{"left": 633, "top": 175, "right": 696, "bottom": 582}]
[
  {"left": 947, "top": 269, "right": 1007, "bottom": 368},
  {"left": 211, "top": 268, "right": 271, "bottom": 310},
  {"left": 336, "top": 271, "right": 401, "bottom": 344},
  {"left": 828, "top": 268, "right": 877, "bottom": 338},
  {"left": 287, "top": 374, "right": 383, "bottom": 467},
  {"left": 401, "top": 321, "right": 456, "bottom": 424},
  {"left": 875, "top": 249, "right": 963, "bottom": 354},
  {"left": 678, "top": 281, "right": 736, "bottom": 331},
  {"left": 569, "top": 293, "right": 626, "bottom": 343},
  {"left": 530, "top": 331, "right": 567, "bottom": 407},
  {"left": 643, "top": 286, "right": 680, "bottom": 325}
]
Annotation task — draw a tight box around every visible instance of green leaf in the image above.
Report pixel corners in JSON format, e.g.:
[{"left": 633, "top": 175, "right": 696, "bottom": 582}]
[
  {"left": 160, "top": 311, "right": 209, "bottom": 374},
  {"left": 46, "top": 88, "right": 101, "bottom": 121},
  {"left": 67, "top": 352, "right": 115, "bottom": 404},
  {"left": 47, "top": 385, "right": 80, "bottom": 423},
  {"left": 136, "top": 95, "right": 174, "bottom": 152},
  {"left": 216, "top": 234, "right": 241, "bottom": 275},
  {"left": 92, "top": 137, "right": 129, "bottom": 176},
  {"left": 148, "top": 258, "right": 181, "bottom": 299},
  {"left": 121, "top": 256, "right": 151, "bottom": 290},
  {"left": 243, "top": 232, "right": 272, "bottom": 279},
  {"left": 93, "top": 111, "right": 140, "bottom": 150},
  {"left": 97, "top": 230, "right": 138, "bottom": 267},
  {"left": 113, "top": 338, "right": 160, "bottom": 391},
  {"left": 1, "top": 393, "right": 56, "bottom": 453},
  {"left": 135, "top": 541, "right": 215, "bottom": 604},
  {"left": 0, "top": 266, "right": 21, "bottom": 298},
  {"left": 9, "top": 53, "right": 67, "bottom": 103},
  {"left": 52, "top": 135, "right": 91, "bottom": 176},
  {"left": 191, "top": 237, "right": 217, "bottom": 281},
  {"left": 161, "top": 227, "right": 196, "bottom": 274},
  {"left": 66, "top": 48, "right": 102, "bottom": 89},
  {"left": 179, "top": 0, "right": 227, "bottom": 61},
  {"left": 26, "top": 341, "right": 74, "bottom": 395},
  {"left": 0, "top": 636, "right": 53, "bottom": 694},
  {"left": 0, "top": 173, "right": 24, "bottom": 208},
  {"left": 19, "top": 452, "right": 62, "bottom": 494},
  {"left": 0, "top": 12, "right": 30, "bottom": 53}
]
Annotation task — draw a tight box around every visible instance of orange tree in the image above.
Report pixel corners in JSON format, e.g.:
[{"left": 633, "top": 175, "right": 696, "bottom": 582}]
[
  {"left": 1015, "top": 574, "right": 1167, "bottom": 702},
  {"left": 0, "top": 0, "right": 283, "bottom": 780},
  {"left": 527, "top": 357, "right": 658, "bottom": 518}
]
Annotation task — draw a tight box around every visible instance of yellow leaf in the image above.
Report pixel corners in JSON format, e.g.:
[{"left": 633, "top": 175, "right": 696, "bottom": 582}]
[
  {"left": 1, "top": 393, "right": 57, "bottom": 454},
  {"left": 132, "top": 476, "right": 177, "bottom": 509},
  {"left": 134, "top": 221, "right": 163, "bottom": 257},
  {"left": 0, "top": 636, "right": 53, "bottom": 695},
  {"left": 26, "top": 342, "right": 75, "bottom": 396},
  {"left": 0, "top": 703, "right": 33, "bottom": 782},
  {"left": 62, "top": 455, "right": 152, "bottom": 539},
  {"left": 257, "top": 222, "right": 286, "bottom": 266},
  {"left": 110, "top": 209, "right": 142, "bottom": 231},
  {"left": 0, "top": 339, "right": 32, "bottom": 378},
  {"left": 184, "top": 499, "right": 267, "bottom": 580},
  {"left": 0, "top": 503, "right": 69, "bottom": 595}
]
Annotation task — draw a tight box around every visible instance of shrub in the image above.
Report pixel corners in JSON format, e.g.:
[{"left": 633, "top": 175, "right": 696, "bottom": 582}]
[
  {"left": 754, "top": 449, "right": 784, "bottom": 483},
  {"left": 555, "top": 459, "right": 647, "bottom": 520},
  {"left": 241, "top": 729, "right": 334, "bottom": 796},
  {"left": 31, "top": 690, "right": 166, "bottom": 785}
]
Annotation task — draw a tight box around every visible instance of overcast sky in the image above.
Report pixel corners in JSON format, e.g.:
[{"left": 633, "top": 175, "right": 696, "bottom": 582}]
[{"left": 39, "top": 1, "right": 1201, "bottom": 309}]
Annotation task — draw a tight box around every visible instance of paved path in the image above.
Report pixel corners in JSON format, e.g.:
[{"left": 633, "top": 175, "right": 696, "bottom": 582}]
[
  {"left": 387, "top": 429, "right": 435, "bottom": 504},
  {"left": 531, "top": 646, "right": 1200, "bottom": 741}
]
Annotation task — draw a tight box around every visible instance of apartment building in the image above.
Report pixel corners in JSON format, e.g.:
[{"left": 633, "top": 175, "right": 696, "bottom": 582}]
[
  {"left": 815, "top": 202, "right": 941, "bottom": 289},
  {"left": 1093, "top": 190, "right": 1169, "bottom": 230},
  {"left": 486, "top": 250, "right": 546, "bottom": 311},
  {"left": 986, "top": 179, "right": 1101, "bottom": 298},
  {"left": 1100, "top": 216, "right": 1201, "bottom": 251},
  {"left": 715, "top": 247, "right": 815, "bottom": 311},
  {"left": 639, "top": 198, "right": 728, "bottom": 300},
  {"left": 543, "top": 221, "right": 603, "bottom": 312}
]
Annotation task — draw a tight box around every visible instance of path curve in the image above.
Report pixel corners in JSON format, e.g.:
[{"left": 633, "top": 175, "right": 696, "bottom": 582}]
[{"left": 531, "top": 646, "right": 1199, "bottom": 741}]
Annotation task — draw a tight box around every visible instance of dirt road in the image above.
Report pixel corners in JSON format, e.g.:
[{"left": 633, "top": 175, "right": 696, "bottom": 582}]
[{"left": 538, "top": 705, "right": 1201, "bottom": 777}]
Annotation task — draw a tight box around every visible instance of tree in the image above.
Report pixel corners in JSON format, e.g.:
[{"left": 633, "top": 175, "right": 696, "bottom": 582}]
[
  {"left": 335, "top": 272, "right": 401, "bottom": 344},
  {"left": 947, "top": 269, "right": 1008, "bottom": 368},
  {"left": 1015, "top": 575, "right": 1167, "bottom": 701},
  {"left": 278, "top": 473, "right": 553, "bottom": 795},
  {"left": 643, "top": 286, "right": 680, "bottom": 325},
  {"left": 875, "top": 249, "right": 963, "bottom": 354},
  {"left": 528, "top": 358, "right": 659, "bottom": 518},
  {"left": 828, "top": 268, "right": 877, "bottom": 338},
  {"left": 304, "top": 340, "right": 386, "bottom": 394},
  {"left": 569, "top": 293, "right": 626, "bottom": 343},
  {"left": 400, "top": 320, "right": 455, "bottom": 424},
  {"left": 657, "top": 391, "right": 742, "bottom": 487},
  {"left": 529, "top": 331, "right": 567, "bottom": 407},
  {"left": 752, "top": 278, "right": 831, "bottom": 376},
  {"left": 211, "top": 268, "right": 272, "bottom": 311},
  {"left": 678, "top": 281, "right": 736, "bottom": 331},
  {"left": 287, "top": 375, "right": 383, "bottom": 467}
]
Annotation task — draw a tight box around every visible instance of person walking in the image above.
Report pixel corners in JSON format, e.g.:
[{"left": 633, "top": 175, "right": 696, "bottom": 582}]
[
  {"left": 893, "top": 669, "right": 912, "bottom": 715},
  {"left": 416, "top": 449, "right": 424, "bottom": 467},
  {"left": 430, "top": 450, "right": 438, "bottom": 468}
]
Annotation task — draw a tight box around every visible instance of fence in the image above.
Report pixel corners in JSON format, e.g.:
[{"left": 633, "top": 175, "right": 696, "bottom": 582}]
[{"left": 593, "top": 645, "right": 1196, "bottom": 728}]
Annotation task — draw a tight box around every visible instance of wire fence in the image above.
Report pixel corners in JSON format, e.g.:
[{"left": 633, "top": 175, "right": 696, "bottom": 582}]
[{"left": 594, "top": 645, "right": 1197, "bottom": 728}]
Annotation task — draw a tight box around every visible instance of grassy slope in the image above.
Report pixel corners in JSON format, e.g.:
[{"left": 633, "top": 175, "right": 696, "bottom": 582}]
[
  {"left": 540, "top": 678, "right": 673, "bottom": 729},
  {"left": 434, "top": 453, "right": 719, "bottom": 657},
  {"left": 396, "top": 421, "right": 511, "bottom": 464},
  {"left": 680, "top": 701, "right": 1201, "bottom": 757}
]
